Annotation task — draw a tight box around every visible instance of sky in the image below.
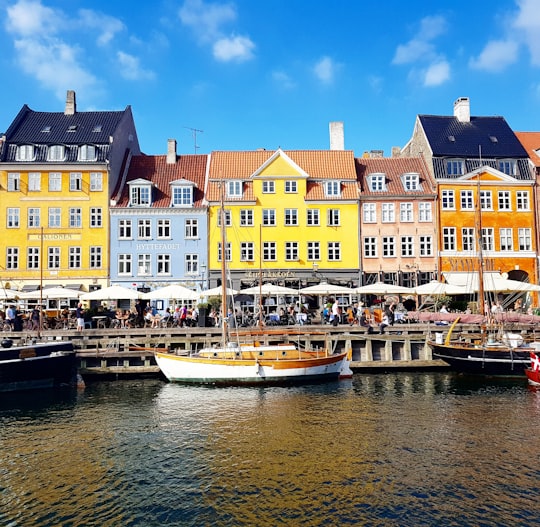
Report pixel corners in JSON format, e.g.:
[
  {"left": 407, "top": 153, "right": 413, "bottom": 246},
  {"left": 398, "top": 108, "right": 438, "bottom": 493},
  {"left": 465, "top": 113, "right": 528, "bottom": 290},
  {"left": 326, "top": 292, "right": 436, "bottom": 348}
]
[{"left": 1, "top": 0, "right": 540, "bottom": 157}]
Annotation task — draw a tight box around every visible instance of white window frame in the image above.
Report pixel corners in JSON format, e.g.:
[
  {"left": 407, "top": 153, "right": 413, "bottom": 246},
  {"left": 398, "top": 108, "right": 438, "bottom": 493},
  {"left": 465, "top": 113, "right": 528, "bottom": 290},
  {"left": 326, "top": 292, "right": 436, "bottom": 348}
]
[
  {"left": 7, "top": 173, "right": 20, "bottom": 192},
  {"left": 460, "top": 190, "right": 474, "bottom": 210},
  {"left": 118, "top": 219, "right": 132, "bottom": 240},
  {"left": 418, "top": 202, "right": 432, "bottom": 222},
  {"left": 363, "top": 203, "right": 376, "bottom": 223},
  {"left": 49, "top": 207, "right": 61, "bottom": 228},
  {"left": 368, "top": 174, "right": 386, "bottom": 192},
  {"left": 381, "top": 203, "right": 395, "bottom": 223},
  {"left": 327, "top": 242, "right": 341, "bottom": 261},
  {"left": 28, "top": 172, "right": 41, "bottom": 191},
  {"left": 441, "top": 190, "right": 455, "bottom": 210},
  {"left": 240, "top": 242, "right": 254, "bottom": 261},
  {"left": 48, "top": 172, "right": 62, "bottom": 192},
  {"left": 90, "top": 172, "right": 103, "bottom": 191},
  {"left": 157, "top": 254, "right": 172, "bottom": 275},
  {"left": 500, "top": 228, "right": 513, "bottom": 251},
  {"left": 285, "top": 242, "right": 299, "bottom": 261},
  {"left": 48, "top": 145, "right": 65, "bottom": 162},
  {"left": 185, "top": 219, "right": 198, "bottom": 239},
  {"left": 157, "top": 219, "right": 171, "bottom": 239},
  {"left": 263, "top": 209, "right": 276, "bottom": 226},
  {"left": 516, "top": 191, "right": 530, "bottom": 211},
  {"left": 16, "top": 145, "right": 35, "bottom": 161},
  {"left": 285, "top": 181, "right": 297, "bottom": 193},
  {"left": 118, "top": 254, "right": 132, "bottom": 275},
  {"left": 227, "top": 180, "right": 242, "bottom": 198},
  {"left": 400, "top": 203, "right": 413, "bottom": 222},
  {"left": 137, "top": 254, "right": 151, "bottom": 276},
  {"left": 48, "top": 246, "right": 61, "bottom": 269},
  {"left": 263, "top": 242, "right": 277, "bottom": 261},
  {"left": 307, "top": 241, "right": 320, "bottom": 261},
  {"left": 307, "top": 209, "right": 320, "bottom": 226},
  {"left": 7, "top": 208, "right": 20, "bottom": 228},
  {"left": 498, "top": 191, "right": 511, "bottom": 211},
  {"left": 262, "top": 181, "right": 275, "bottom": 193},
  {"left": 325, "top": 181, "right": 340, "bottom": 197},
  {"left": 78, "top": 145, "right": 97, "bottom": 161}
]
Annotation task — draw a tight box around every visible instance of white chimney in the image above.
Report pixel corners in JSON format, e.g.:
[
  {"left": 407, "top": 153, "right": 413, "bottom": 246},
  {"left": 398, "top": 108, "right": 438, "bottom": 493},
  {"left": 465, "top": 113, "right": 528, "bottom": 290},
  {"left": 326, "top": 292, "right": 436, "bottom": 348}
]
[
  {"left": 167, "top": 139, "right": 177, "bottom": 164},
  {"left": 65, "top": 90, "right": 76, "bottom": 115},
  {"left": 329, "top": 121, "right": 344, "bottom": 150},
  {"left": 454, "top": 97, "right": 470, "bottom": 123}
]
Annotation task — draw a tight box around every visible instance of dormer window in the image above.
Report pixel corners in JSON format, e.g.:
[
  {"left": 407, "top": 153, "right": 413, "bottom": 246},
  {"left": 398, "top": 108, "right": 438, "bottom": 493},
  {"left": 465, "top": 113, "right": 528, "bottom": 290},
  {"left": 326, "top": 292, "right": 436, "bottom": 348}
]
[
  {"left": 16, "top": 145, "right": 35, "bottom": 161},
  {"left": 41, "top": 126, "right": 51, "bottom": 133},
  {"left": 368, "top": 173, "right": 386, "bottom": 192},
  {"left": 402, "top": 173, "right": 420, "bottom": 191},
  {"left": 67, "top": 125, "right": 78, "bottom": 133},
  {"left": 92, "top": 125, "right": 102, "bottom": 133},
  {"left": 498, "top": 159, "right": 517, "bottom": 176},
  {"left": 446, "top": 159, "right": 464, "bottom": 176},
  {"left": 170, "top": 180, "right": 194, "bottom": 207},
  {"left": 129, "top": 182, "right": 152, "bottom": 206},
  {"left": 227, "top": 180, "right": 242, "bottom": 197},
  {"left": 325, "top": 181, "right": 341, "bottom": 197},
  {"left": 78, "top": 145, "right": 96, "bottom": 161},
  {"left": 48, "top": 145, "right": 65, "bottom": 162}
]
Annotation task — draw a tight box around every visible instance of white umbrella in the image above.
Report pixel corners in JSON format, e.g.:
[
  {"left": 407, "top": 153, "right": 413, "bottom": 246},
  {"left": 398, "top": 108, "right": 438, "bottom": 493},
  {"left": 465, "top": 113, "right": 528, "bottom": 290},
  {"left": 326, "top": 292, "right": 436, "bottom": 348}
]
[
  {"left": 0, "top": 288, "right": 19, "bottom": 300},
  {"left": 198, "top": 285, "right": 238, "bottom": 298},
  {"left": 414, "top": 281, "right": 468, "bottom": 296},
  {"left": 19, "top": 286, "right": 83, "bottom": 300},
  {"left": 355, "top": 282, "right": 414, "bottom": 295},
  {"left": 80, "top": 285, "right": 142, "bottom": 301},
  {"left": 299, "top": 282, "right": 356, "bottom": 295},
  {"left": 143, "top": 284, "right": 198, "bottom": 300},
  {"left": 240, "top": 283, "right": 299, "bottom": 295}
]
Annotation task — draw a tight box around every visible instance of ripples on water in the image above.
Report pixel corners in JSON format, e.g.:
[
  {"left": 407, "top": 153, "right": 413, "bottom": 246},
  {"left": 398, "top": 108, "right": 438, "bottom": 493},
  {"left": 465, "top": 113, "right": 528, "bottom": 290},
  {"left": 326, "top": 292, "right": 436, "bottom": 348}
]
[{"left": 1, "top": 373, "right": 540, "bottom": 526}]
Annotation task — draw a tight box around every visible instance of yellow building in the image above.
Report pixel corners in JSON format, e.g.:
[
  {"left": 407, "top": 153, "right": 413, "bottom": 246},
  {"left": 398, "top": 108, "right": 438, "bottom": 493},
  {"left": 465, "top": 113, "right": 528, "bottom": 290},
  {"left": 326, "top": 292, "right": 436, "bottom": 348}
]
[
  {"left": 206, "top": 148, "right": 360, "bottom": 290},
  {"left": 0, "top": 91, "right": 140, "bottom": 293}
]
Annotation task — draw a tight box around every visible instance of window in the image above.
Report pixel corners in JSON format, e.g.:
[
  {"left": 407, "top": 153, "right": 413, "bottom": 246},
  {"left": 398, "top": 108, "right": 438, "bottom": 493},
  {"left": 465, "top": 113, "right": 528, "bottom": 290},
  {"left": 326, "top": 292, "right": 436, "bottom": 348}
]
[
  {"left": 48, "top": 247, "right": 60, "bottom": 269},
  {"left": 418, "top": 202, "right": 432, "bottom": 222},
  {"left": 443, "top": 227, "right": 456, "bottom": 251},
  {"left": 263, "top": 209, "right": 276, "bottom": 226},
  {"left": 7, "top": 173, "right": 20, "bottom": 192},
  {"left": 325, "top": 181, "right": 340, "bottom": 197},
  {"left": 6, "top": 248, "right": 18, "bottom": 270},
  {"left": 518, "top": 228, "right": 532, "bottom": 251},
  {"left": 462, "top": 228, "right": 475, "bottom": 251},
  {"left": 28, "top": 208, "right": 40, "bottom": 228},
  {"left": 285, "top": 181, "right": 297, "bottom": 193},
  {"left": 48, "top": 145, "right": 65, "bottom": 161},
  {"left": 157, "top": 219, "right": 171, "bottom": 239},
  {"left": 7, "top": 208, "right": 19, "bottom": 228},
  {"left": 263, "top": 242, "right": 276, "bottom": 261},
  {"left": 185, "top": 254, "right": 198, "bottom": 275},
  {"left": 460, "top": 190, "right": 474, "bottom": 210},
  {"left": 49, "top": 207, "right": 61, "bottom": 228},
  {"left": 363, "top": 237, "right": 377, "bottom": 257},
  {"left": 446, "top": 159, "right": 464, "bottom": 176},
  {"left": 481, "top": 228, "right": 494, "bottom": 251},
  {"left": 90, "top": 208, "right": 102, "bottom": 228},
  {"left": 382, "top": 203, "right": 395, "bottom": 223},
  {"left": 401, "top": 236, "right": 414, "bottom": 257},
  {"left": 307, "top": 209, "right": 320, "bottom": 226},
  {"left": 307, "top": 241, "right": 320, "bottom": 261},
  {"left": 285, "top": 242, "right": 299, "bottom": 261},
  {"left": 138, "top": 219, "right": 151, "bottom": 239},
  {"left": 262, "top": 181, "right": 275, "bottom": 193},
  {"left": 363, "top": 203, "right": 376, "bottom": 223},
  {"left": 137, "top": 254, "right": 151, "bottom": 275},
  {"left": 27, "top": 247, "right": 40, "bottom": 269},
  {"left": 240, "top": 209, "right": 254, "bottom": 226},
  {"left": 368, "top": 174, "right": 386, "bottom": 192},
  {"left": 500, "top": 228, "right": 513, "bottom": 251},
  {"left": 498, "top": 191, "right": 511, "bottom": 211},
  {"left": 327, "top": 242, "right": 341, "bottom": 261},
  {"left": 69, "top": 247, "right": 81, "bottom": 269},
  {"left": 419, "top": 236, "right": 433, "bottom": 257},
  {"left": 403, "top": 173, "right": 419, "bottom": 191},
  {"left": 90, "top": 246, "right": 102, "bottom": 269},
  {"left": 16, "top": 145, "right": 34, "bottom": 161},
  {"left": 48, "top": 172, "right": 61, "bottom": 191},
  {"left": 516, "top": 191, "right": 530, "bottom": 210},
  {"left": 119, "top": 219, "right": 132, "bottom": 239},
  {"left": 157, "top": 254, "right": 171, "bottom": 275},
  {"left": 480, "top": 191, "right": 492, "bottom": 210},
  {"left": 185, "top": 219, "right": 198, "bottom": 239},
  {"left": 284, "top": 209, "right": 298, "bottom": 226},
  {"left": 130, "top": 185, "right": 151, "bottom": 206},
  {"left": 498, "top": 159, "right": 517, "bottom": 176},
  {"left": 382, "top": 237, "right": 395, "bottom": 257},
  {"left": 90, "top": 172, "right": 103, "bottom": 191},
  {"left": 441, "top": 190, "right": 455, "bottom": 209},
  {"left": 78, "top": 145, "right": 96, "bottom": 161},
  {"left": 400, "top": 203, "right": 413, "bottom": 222},
  {"left": 327, "top": 209, "right": 340, "bottom": 226},
  {"left": 28, "top": 172, "right": 41, "bottom": 191},
  {"left": 227, "top": 180, "right": 242, "bottom": 197},
  {"left": 118, "top": 254, "right": 132, "bottom": 275},
  {"left": 217, "top": 210, "right": 231, "bottom": 227},
  {"left": 172, "top": 186, "right": 192, "bottom": 206},
  {"left": 218, "top": 242, "right": 232, "bottom": 262},
  {"left": 69, "top": 208, "right": 82, "bottom": 228},
  {"left": 240, "top": 242, "right": 254, "bottom": 261}
]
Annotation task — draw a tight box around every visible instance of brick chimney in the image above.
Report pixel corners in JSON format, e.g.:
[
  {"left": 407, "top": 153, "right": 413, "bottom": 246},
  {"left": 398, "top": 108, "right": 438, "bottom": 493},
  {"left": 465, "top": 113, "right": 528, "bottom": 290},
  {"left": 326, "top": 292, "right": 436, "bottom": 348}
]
[
  {"left": 167, "top": 139, "right": 177, "bottom": 164},
  {"left": 454, "top": 97, "right": 470, "bottom": 123},
  {"left": 329, "top": 121, "right": 344, "bottom": 150},
  {"left": 65, "top": 90, "right": 76, "bottom": 115}
]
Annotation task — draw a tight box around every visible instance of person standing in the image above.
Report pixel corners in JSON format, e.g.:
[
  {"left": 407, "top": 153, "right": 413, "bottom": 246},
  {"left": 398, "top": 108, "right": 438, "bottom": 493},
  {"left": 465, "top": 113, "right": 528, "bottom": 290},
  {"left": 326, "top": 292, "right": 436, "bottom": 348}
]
[{"left": 76, "top": 303, "right": 85, "bottom": 332}]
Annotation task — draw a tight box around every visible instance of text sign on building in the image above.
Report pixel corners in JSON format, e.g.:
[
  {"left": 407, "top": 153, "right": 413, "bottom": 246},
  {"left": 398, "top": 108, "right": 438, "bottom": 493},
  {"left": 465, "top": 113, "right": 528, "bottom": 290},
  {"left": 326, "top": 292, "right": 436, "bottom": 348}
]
[{"left": 28, "top": 233, "right": 82, "bottom": 241}]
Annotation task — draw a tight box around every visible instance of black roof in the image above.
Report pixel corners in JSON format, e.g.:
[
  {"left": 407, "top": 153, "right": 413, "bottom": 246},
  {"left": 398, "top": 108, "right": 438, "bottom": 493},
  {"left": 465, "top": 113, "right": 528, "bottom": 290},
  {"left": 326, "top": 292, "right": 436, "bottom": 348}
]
[{"left": 419, "top": 115, "right": 528, "bottom": 158}]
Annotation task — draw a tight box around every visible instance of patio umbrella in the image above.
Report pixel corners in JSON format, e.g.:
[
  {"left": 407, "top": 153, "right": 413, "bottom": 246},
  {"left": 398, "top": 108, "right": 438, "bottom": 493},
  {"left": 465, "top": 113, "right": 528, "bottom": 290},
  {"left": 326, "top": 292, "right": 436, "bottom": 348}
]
[
  {"left": 80, "top": 285, "right": 142, "bottom": 301},
  {"left": 299, "top": 282, "right": 356, "bottom": 295},
  {"left": 240, "top": 283, "right": 299, "bottom": 295},
  {"left": 198, "top": 285, "right": 238, "bottom": 298},
  {"left": 143, "top": 284, "right": 198, "bottom": 300},
  {"left": 0, "top": 288, "right": 19, "bottom": 300},
  {"left": 354, "top": 282, "right": 414, "bottom": 295},
  {"left": 19, "top": 286, "right": 83, "bottom": 300},
  {"left": 414, "top": 281, "right": 468, "bottom": 296}
]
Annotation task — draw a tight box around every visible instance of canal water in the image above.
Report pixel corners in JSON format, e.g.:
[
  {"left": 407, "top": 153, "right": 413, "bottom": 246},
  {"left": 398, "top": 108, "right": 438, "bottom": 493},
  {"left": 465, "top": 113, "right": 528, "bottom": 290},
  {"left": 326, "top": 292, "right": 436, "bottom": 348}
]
[{"left": 1, "top": 373, "right": 540, "bottom": 526}]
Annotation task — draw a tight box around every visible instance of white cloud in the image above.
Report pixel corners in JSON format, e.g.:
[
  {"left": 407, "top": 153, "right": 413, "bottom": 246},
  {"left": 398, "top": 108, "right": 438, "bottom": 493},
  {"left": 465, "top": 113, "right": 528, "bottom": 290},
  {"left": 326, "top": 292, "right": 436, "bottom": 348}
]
[
  {"left": 179, "top": 0, "right": 236, "bottom": 43},
  {"left": 423, "top": 60, "right": 450, "bottom": 86},
  {"left": 469, "top": 40, "right": 519, "bottom": 72},
  {"left": 314, "top": 56, "right": 338, "bottom": 84},
  {"left": 513, "top": 0, "right": 540, "bottom": 66},
  {"left": 117, "top": 51, "right": 155, "bottom": 80},
  {"left": 78, "top": 9, "right": 125, "bottom": 47},
  {"left": 213, "top": 35, "right": 255, "bottom": 62},
  {"left": 6, "top": 0, "right": 60, "bottom": 37},
  {"left": 272, "top": 71, "right": 296, "bottom": 90}
]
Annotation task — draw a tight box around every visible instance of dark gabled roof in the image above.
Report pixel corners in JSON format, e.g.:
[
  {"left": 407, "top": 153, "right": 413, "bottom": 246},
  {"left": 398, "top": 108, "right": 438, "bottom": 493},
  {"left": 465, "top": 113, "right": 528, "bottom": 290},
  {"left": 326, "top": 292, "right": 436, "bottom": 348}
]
[
  {"left": 3, "top": 104, "right": 129, "bottom": 145},
  {"left": 419, "top": 115, "right": 528, "bottom": 158}
]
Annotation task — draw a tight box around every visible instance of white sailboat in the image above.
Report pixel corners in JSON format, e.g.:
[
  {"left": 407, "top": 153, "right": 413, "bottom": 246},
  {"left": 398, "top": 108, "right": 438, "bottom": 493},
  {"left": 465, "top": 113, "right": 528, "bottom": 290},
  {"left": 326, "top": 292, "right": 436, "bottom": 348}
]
[{"left": 155, "top": 184, "right": 347, "bottom": 385}]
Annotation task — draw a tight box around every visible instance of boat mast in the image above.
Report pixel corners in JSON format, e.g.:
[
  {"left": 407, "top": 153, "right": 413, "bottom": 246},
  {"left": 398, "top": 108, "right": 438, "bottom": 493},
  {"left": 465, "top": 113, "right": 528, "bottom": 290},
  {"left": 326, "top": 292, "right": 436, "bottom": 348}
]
[
  {"left": 475, "top": 161, "right": 485, "bottom": 316},
  {"left": 219, "top": 181, "right": 228, "bottom": 347},
  {"left": 258, "top": 224, "right": 263, "bottom": 328}
]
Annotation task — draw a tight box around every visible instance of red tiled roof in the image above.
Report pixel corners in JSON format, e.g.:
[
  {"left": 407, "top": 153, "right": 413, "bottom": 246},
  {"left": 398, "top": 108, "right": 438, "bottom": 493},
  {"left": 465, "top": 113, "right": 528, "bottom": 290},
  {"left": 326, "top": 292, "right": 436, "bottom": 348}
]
[{"left": 515, "top": 131, "right": 540, "bottom": 167}]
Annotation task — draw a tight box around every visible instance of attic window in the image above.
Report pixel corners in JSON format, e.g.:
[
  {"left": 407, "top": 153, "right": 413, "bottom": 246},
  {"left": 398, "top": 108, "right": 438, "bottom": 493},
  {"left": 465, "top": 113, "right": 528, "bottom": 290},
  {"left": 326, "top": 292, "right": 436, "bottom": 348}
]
[
  {"left": 92, "top": 125, "right": 102, "bottom": 133},
  {"left": 41, "top": 126, "right": 51, "bottom": 133},
  {"left": 448, "top": 135, "right": 455, "bottom": 142},
  {"left": 368, "top": 173, "right": 386, "bottom": 192},
  {"left": 489, "top": 136, "right": 498, "bottom": 143},
  {"left": 67, "top": 125, "right": 78, "bottom": 133},
  {"left": 402, "top": 173, "right": 420, "bottom": 191}
]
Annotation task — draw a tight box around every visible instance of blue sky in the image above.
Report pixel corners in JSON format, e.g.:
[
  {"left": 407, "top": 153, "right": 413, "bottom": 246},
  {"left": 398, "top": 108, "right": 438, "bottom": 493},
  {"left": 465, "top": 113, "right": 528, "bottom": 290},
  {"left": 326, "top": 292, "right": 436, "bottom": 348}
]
[{"left": 1, "top": 0, "right": 540, "bottom": 156}]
